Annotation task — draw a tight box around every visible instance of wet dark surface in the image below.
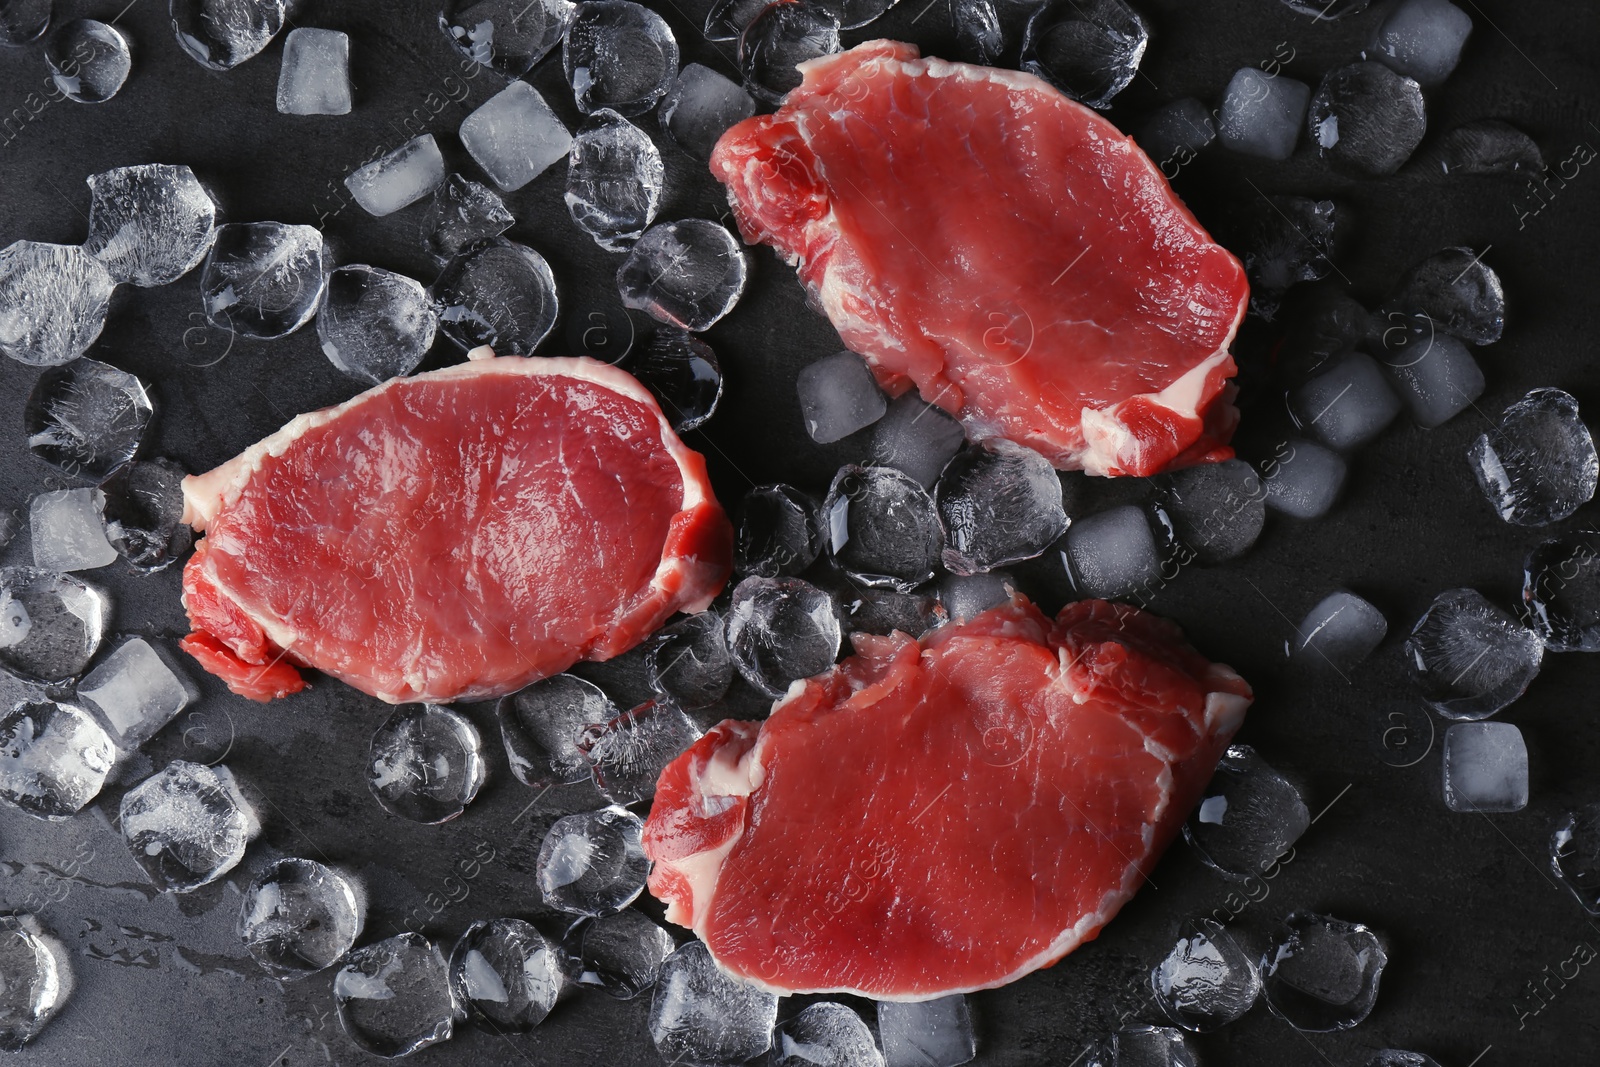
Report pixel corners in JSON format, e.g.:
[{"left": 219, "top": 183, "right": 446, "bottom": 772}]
[{"left": 0, "top": 0, "right": 1596, "bottom": 1063}]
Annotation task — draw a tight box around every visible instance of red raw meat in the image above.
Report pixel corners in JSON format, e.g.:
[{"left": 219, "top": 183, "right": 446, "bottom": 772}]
[
  {"left": 643, "top": 595, "right": 1252, "bottom": 999},
  {"left": 179, "top": 355, "right": 732, "bottom": 704},
  {"left": 712, "top": 41, "right": 1250, "bottom": 477}
]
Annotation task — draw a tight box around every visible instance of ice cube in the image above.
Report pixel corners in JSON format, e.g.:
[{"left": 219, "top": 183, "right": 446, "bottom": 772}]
[
  {"left": 1062, "top": 505, "right": 1161, "bottom": 601},
  {"left": 1263, "top": 439, "right": 1347, "bottom": 520},
  {"left": 1088, "top": 1025, "right": 1200, "bottom": 1066},
  {"left": 937, "top": 571, "right": 1010, "bottom": 624},
  {"left": 276, "top": 27, "right": 351, "bottom": 115},
  {"left": 368, "top": 705, "right": 485, "bottom": 824},
  {"left": 1019, "top": 0, "right": 1148, "bottom": 109},
  {"left": 877, "top": 995, "right": 976, "bottom": 1067},
  {"left": 1244, "top": 196, "right": 1337, "bottom": 320},
  {"left": 460, "top": 81, "right": 573, "bottom": 192},
  {"left": 1151, "top": 919, "right": 1261, "bottom": 1032},
  {"left": 580, "top": 699, "right": 702, "bottom": 804},
  {"left": 936, "top": 441, "right": 1067, "bottom": 574},
  {"left": 648, "top": 611, "right": 733, "bottom": 709},
  {"left": 566, "top": 109, "right": 664, "bottom": 251},
  {"left": 705, "top": 0, "right": 768, "bottom": 38},
  {"left": 431, "top": 238, "right": 559, "bottom": 354},
  {"left": 1524, "top": 531, "right": 1600, "bottom": 652},
  {"left": 171, "top": 0, "right": 285, "bottom": 70},
  {"left": 24, "top": 357, "right": 152, "bottom": 479},
  {"left": 1278, "top": 283, "right": 1379, "bottom": 377},
  {"left": 834, "top": 583, "right": 945, "bottom": 638},
  {"left": 100, "top": 458, "right": 192, "bottom": 573},
  {"left": 628, "top": 328, "right": 723, "bottom": 432},
  {"left": 420, "top": 174, "right": 515, "bottom": 263},
  {"left": 798, "top": 351, "right": 888, "bottom": 444},
  {"left": 334, "top": 933, "right": 459, "bottom": 1057},
  {"left": 1376, "top": 325, "right": 1483, "bottom": 429},
  {"left": 1292, "top": 591, "right": 1386, "bottom": 672},
  {"left": 75, "top": 637, "right": 194, "bottom": 751},
  {"left": 560, "top": 909, "right": 675, "bottom": 999},
  {"left": 1428, "top": 120, "right": 1543, "bottom": 176},
  {"left": 1406, "top": 588, "right": 1543, "bottom": 719},
  {"left": 618, "top": 220, "right": 749, "bottom": 332},
  {"left": 0, "top": 242, "right": 115, "bottom": 366},
  {"left": 1370, "top": 0, "right": 1472, "bottom": 87},
  {"left": 0, "top": 915, "right": 71, "bottom": 1050},
  {"left": 345, "top": 135, "right": 446, "bottom": 218},
  {"left": 0, "top": 569, "right": 107, "bottom": 684},
  {"left": 30, "top": 488, "right": 117, "bottom": 573},
  {"left": 733, "top": 485, "right": 823, "bottom": 579},
  {"left": 1383, "top": 246, "right": 1505, "bottom": 345},
  {"left": 317, "top": 265, "right": 437, "bottom": 384},
  {"left": 817, "top": 0, "right": 898, "bottom": 29},
  {"left": 1307, "top": 61, "right": 1427, "bottom": 177},
  {"left": 201, "top": 222, "right": 325, "bottom": 340},
  {"left": 1184, "top": 744, "right": 1309, "bottom": 879},
  {"left": 0, "top": 0, "right": 49, "bottom": 45},
  {"left": 238, "top": 857, "right": 365, "bottom": 979},
  {"left": 740, "top": 1, "right": 842, "bottom": 104},
  {"left": 650, "top": 940, "right": 780, "bottom": 1066},
  {"left": 1218, "top": 68, "right": 1312, "bottom": 161},
  {"left": 1552, "top": 804, "right": 1600, "bottom": 915},
  {"left": 537, "top": 806, "right": 649, "bottom": 916},
  {"left": 498, "top": 674, "right": 616, "bottom": 789},
  {"left": 0, "top": 699, "right": 114, "bottom": 819},
  {"left": 1443, "top": 721, "right": 1528, "bottom": 813},
  {"left": 1364, "top": 1054, "right": 1442, "bottom": 1067},
  {"left": 439, "top": 0, "right": 574, "bottom": 77},
  {"left": 1136, "top": 98, "right": 1217, "bottom": 171},
  {"left": 449, "top": 918, "right": 560, "bottom": 1031},
  {"left": 773, "top": 1002, "right": 884, "bottom": 1067},
  {"left": 871, "top": 394, "right": 967, "bottom": 490},
  {"left": 726, "top": 576, "right": 841, "bottom": 697},
  {"left": 660, "top": 63, "right": 756, "bottom": 160},
  {"left": 1469, "top": 389, "right": 1599, "bottom": 526},
  {"left": 1278, "top": 0, "right": 1370, "bottom": 17},
  {"left": 84, "top": 163, "right": 216, "bottom": 288},
  {"left": 824, "top": 465, "right": 944, "bottom": 592},
  {"left": 1155, "top": 458, "right": 1264, "bottom": 565},
  {"left": 45, "top": 18, "right": 131, "bottom": 103},
  {"left": 1259, "top": 912, "right": 1387, "bottom": 1032},
  {"left": 120, "top": 760, "right": 258, "bottom": 892},
  {"left": 1288, "top": 352, "right": 1402, "bottom": 451},
  {"left": 564, "top": 0, "right": 679, "bottom": 116}
]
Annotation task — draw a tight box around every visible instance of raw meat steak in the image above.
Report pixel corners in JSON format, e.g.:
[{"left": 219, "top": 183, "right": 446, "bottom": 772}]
[
  {"left": 179, "top": 355, "right": 732, "bottom": 703},
  {"left": 643, "top": 596, "right": 1252, "bottom": 998},
  {"left": 712, "top": 41, "right": 1250, "bottom": 477}
]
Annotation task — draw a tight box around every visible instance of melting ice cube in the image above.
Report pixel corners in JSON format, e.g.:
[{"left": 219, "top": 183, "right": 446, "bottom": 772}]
[
  {"left": 1155, "top": 458, "right": 1264, "bottom": 565},
  {"left": 1184, "top": 744, "right": 1309, "bottom": 879},
  {"left": 937, "top": 440, "right": 1067, "bottom": 574},
  {"left": 628, "top": 328, "right": 723, "bottom": 433},
  {"left": 0, "top": 699, "right": 115, "bottom": 820},
  {"left": 1062, "top": 505, "right": 1162, "bottom": 601},
  {"left": 333, "top": 933, "right": 459, "bottom": 1057},
  {"left": 119, "top": 760, "right": 258, "bottom": 892},
  {"left": 739, "top": 0, "right": 841, "bottom": 105},
  {"left": 650, "top": 941, "right": 780, "bottom": 1067},
  {"left": 824, "top": 465, "right": 944, "bottom": 592},
  {"left": 431, "top": 238, "right": 559, "bottom": 354},
  {"left": 498, "top": 673, "right": 617, "bottom": 789},
  {"left": 726, "top": 576, "right": 841, "bottom": 697},
  {"left": 75, "top": 636, "right": 194, "bottom": 751},
  {"left": 171, "top": 0, "right": 285, "bottom": 70},
  {"left": 346, "top": 135, "right": 446, "bottom": 217},
  {"left": 1019, "top": 0, "right": 1148, "bottom": 110},
  {"left": 565, "top": 109, "right": 664, "bottom": 251},
  {"left": 1405, "top": 587, "right": 1542, "bottom": 720},
  {"left": 617, "top": 220, "right": 748, "bottom": 332},
  {"left": 1369, "top": 0, "right": 1473, "bottom": 87},
  {"left": 1442, "top": 721, "right": 1528, "bottom": 813},
  {"left": 200, "top": 222, "right": 326, "bottom": 340},
  {"left": 773, "top": 1002, "right": 884, "bottom": 1067},
  {"left": 1292, "top": 590, "right": 1386, "bottom": 672},
  {"left": 419, "top": 174, "right": 515, "bottom": 263},
  {"left": 537, "top": 806, "right": 649, "bottom": 916},
  {"left": 45, "top": 18, "right": 131, "bottom": 103},
  {"left": 560, "top": 909, "right": 675, "bottom": 999},
  {"left": 100, "top": 458, "right": 193, "bottom": 573},
  {"left": 871, "top": 393, "right": 967, "bottom": 490},
  {"left": 1288, "top": 352, "right": 1402, "bottom": 451},
  {"left": 237, "top": 857, "right": 365, "bottom": 979},
  {"left": 1523, "top": 530, "right": 1600, "bottom": 652},
  {"left": 0, "top": 914, "right": 71, "bottom": 1050},
  {"left": 580, "top": 700, "right": 702, "bottom": 805},
  {"left": 30, "top": 488, "right": 117, "bottom": 573},
  {"left": 317, "top": 264, "right": 438, "bottom": 384},
  {"left": 24, "top": 357, "right": 152, "bottom": 480},
  {"left": 1259, "top": 912, "right": 1387, "bottom": 1032},
  {"left": 564, "top": 0, "right": 680, "bottom": 116},
  {"left": 1218, "top": 68, "right": 1311, "bottom": 161},
  {"left": 0, "top": 242, "right": 115, "bottom": 366},
  {"left": 85, "top": 163, "right": 217, "bottom": 288},
  {"left": 367, "top": 705, "right": 485, "bottom": 824},
  {"left": 647, "top": 610, "right": 732, "bottom": 709},
  {"left": 660, "top": 63, "right": 756, "bottom": 160},
  {"left": 439, "top": 0, "right": 574, "bottom": 77},
  {"left": 1263, "top": 439, "right": 1347, "bottom": 520},
  {"left": 1383, "top": 246, "right": 1505, "bottom": 345},
  {"left": 1307, "top": 61, "right": 1427, "bottom": 177},
  {"left": 0, "top": 568, "right": 107, "bottom": 684},
  {"left": 1469, "top": 389, "right": 1598, "bottom": 527},
  {"left": 733, "top": 484, "right": 824, "bottom": 579},
  {"left": 449, "top": 918, "right": 560, "bottom": 1031},
  {"left": 877, "top": 995, "right": 977, "bottom": 1067},
  {"left": 1151, "top": 919, "right": 1261, "bottom": 1032}
]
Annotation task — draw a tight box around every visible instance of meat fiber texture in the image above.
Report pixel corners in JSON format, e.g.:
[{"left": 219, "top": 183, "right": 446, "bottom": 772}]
[
  {"left": 712, "top": 41, "right": 1250, "bottom": 477},
  {"left": 179, "top": 355, "right": 732, "bottom": 703},
  {"left": 644, "top": 595, "right": 1253, "bottom": 999}
]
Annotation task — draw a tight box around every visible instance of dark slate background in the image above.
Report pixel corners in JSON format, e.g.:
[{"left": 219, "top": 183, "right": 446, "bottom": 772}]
[{"left": 0, "top": 0, "right": 1596, "bottom": 1063}]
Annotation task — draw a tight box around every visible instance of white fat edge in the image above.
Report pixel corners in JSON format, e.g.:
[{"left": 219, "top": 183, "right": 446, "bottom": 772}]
[
  {"left": 1077, "top": 347, "right": 1240, "bottom": 477},
  {"left": 662, "top": 728, "right": 771, "bottom": 930},
  {"left": 1203, "top": 688, "right": 1251, "bottom": 739}
]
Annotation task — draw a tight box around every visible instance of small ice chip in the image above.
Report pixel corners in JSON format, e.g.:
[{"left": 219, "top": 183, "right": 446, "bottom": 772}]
[
  {"left": 1019, "top": 0, "right": 1147, "bottom": 110},
  {"left": 1369, "top": 0, "right": 1473, "bottom": 87},
  {"left": 824, "top": 465, "right": 944, "bottom": 592},
  {"left": 0, "top": 915, "right": 72, "bottom": 1050},
  {"left": 24, "top": 357, "right": 152, "bottom": 480},
  {"left": 30, "top": 488, "right": 117, "bottom": 573},
  {"left": 871, "top": 393, "right": 967, "bottom": 490},
  {"left": 773, "top": 1002, "right": 884, "bottom": 1067},
  {"left": 1292, "top": 591, "right": 1386, "bottom": 672},
  {"left": 1218, "top": 67, "right": 1312, "bottom": 161},
  {"left": 439, "top": 0, "right": 574, "bottom": 77},
  {"left": 1155, "top": 458, "right": 1265, "bottom": 565},
  {"left": 1263, "top": 439, "right": 1347, "bottom": 520},
  {"left": 277, "top": 27, "right": 352, "bottom": 116},
  {"left": 1552, "top": 804, "right": 1600, "bottom": 915},
  {"left": 936, "top": 441, "right": 1067, "bottom": 574},
  {"left": 449, "top": 918, "right": 560, "bottom": 1031},
  {"left": 0, "top": 700, "right": 115, "bottom": 820},
  {"left": 1183, "top": 744, "right": 1309, "bottom": 879},
  {"left": 368, "top": 705, "right": 485, "bottom": 824},
  {"left": 201, "top": 222, "right": 326, "bottom": 340},
  {"left": 238, "top": 857, "right": 365, "bottom": 979},
  {"left": 317, "top": 265, "right": 438, "bottom": 384},
  {"left": 345, "top": 135, "right": 446, "bottom": 217},
  {"left": 1443, "top": 721, "right": 1528, "bottom": 813},
  {"left": 431, "top": 238, "right": 559, "bottom": 354},
  {"left": 726, "top": 576, "right": 841, "bottom": 698},
  {"left": 498, "top": 673, "right": 617, "bottom": 788},
  {"left": 1259, "top": 912, "right": 1387, "bottom": 1032},
  {"left": 46, "top": 19, "right": 131, "bottom": 103},
  {"left": 564, "top": 0, "right": 679, "bottom": 116},
  {"left": 85, "top": 163, "right": 217, "bottom": 288},
  {"left": 461, "top": 81, "right": 573, "bottom": 192},
  {"left": 560, "top": 909, "right": 675, "bottom": 999},
  {"left": 1405, "top": 588, "right": 1542, "bottom": 720},
  {"left": 797, "top": 351, "right": 888, "bottom": 444},
  {"left": 1151, "top": 920, "right": 1261, "bottom": 1032},
  {"left": 565, "top": 109, "right": 664, "bottom": 251},
  {"left": 420, "top": 174, "right": 515, "bottom": 263},
  {"left": 0, "top": 242, "right": 115, "bottom": 366},
  {"left": 120, "top": 760, "right": 258, "bottom": 892},
  {"left": 76, "top": 636, "right": 194, "bottom": 751},
  {"left": 618, "top": 220, "right": 749, "bottom": 332},
  {"left": 877, "top": 995, "right": 977, "bottom": 1067},
  {"left": 171, "top": 0, "right": 286, "bottom": 70},
  {"left": 1469, "top": 389, "right": 1598, "bottom": 526},
  {"left": 1062, "top": 505, "right": 1161, "bottom": 601},
  {"left": 536, "top": 806, "right": 649, "bottom": 916},
  {"left": 650, "top": 941, "right": 780, "bottom": 1067},
  {"left": 660, "top": 63, "right": 756, "bottom": 160},
  {"left": 1523, "top": 530, "right": 1600, "bottom": 652},
  {"left": 1288, "top": 352, "right": 1402, "bottom": 451},
  {"left": 334, "top": 933, "right": 459, "bottom": 1057},
  {"left": 733, "top": 484, "right": 824, "bottom": 579}
]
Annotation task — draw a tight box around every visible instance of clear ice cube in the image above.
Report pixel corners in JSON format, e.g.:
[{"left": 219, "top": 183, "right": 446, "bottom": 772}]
[
  {"left": 238, "top": 857, "right": 364, "bottom": 979},
  {"left": 739, "top": 1, "right": 841, "bottom": 105},
  {"left": 100, "top": 458, "right": 192, "bottom": 573},
  {"left": 835, "top": 583, "right": 946, "bottom": 637},
  {"left": 1278, "top": 0, "right": 1370, "bottom": 18},
  {"left": 317, "top": 264, "right": 438, "bottom": 384},
  {"left": 499, "top": 674, "right": 617, "bottom": 789},
  {"left": 617, "top": 219, "right": 748, "bottom": 332},
  {"left": 1405, "top": 587, "right": 1542, "bottom": 719},
  {"left": 1292, "top": 590, "right": 1386, "bottom": 672},
  {"left": 824, "top": 465, "right": 944, "bottom": 592},
  {"left": 561, "top": 908, "right": 676, "bottom": 999},
  {"left": 46, "top": 18, "right": 131, "bottom": 103},
  {"left": 276, "top": 27, "right": 351, "bottom": 116},
  {"left": 120, "top": 760, "right": 257, "bottom": 892},
  {"left": 1469, "top": 389, "right": 1598, "bottom": 526},
  {"left": 704, "top": 0, "right": 769, "bottom": 38},
  {"left": 171, "top": 0, "right": 285, "bottom": 70},
  {"left": 660, "top": 63, "right": 756, "bottom": 160},
  {"left": 0, "top": 915, "right": 70, "bottom": 1050},
  {"left": 566, "top": 109, "right": 664, "bottom": 251},
  {"left": 76, "top": 636, "right": 194, "bottom": 751},
  {"left": 85, "top": 163, "right": 216, "bottom": 288},
  {"left": 580, "top": 699, "right": 702, "bottom": 804},
  {"left": 1279, "top": 282, "right": 1378, "bottom": 376},
  {"left": 30, "top": 488, "right": 117, "bottom": 573},
  {"left": 449, "top": 918, "right": 560, "bottom": 1031},
  {"left": 537, "top": 806, "right": 649, "bottom": 916},
  {"left": 1088, "top": 1025, "right": 1200, "bottom": 1067},
  {"left": 1183, "top": 743, "right": 1309, "bottom": 879},
  {"left": 1218, "top": 68, "right": 1311, "bottom": 161},
  {"left": 0, "top": 0, "right": 49, "bottom": 45},
  {"left": 1245, "top": 196, "right": 1336, "bottom": 320},
  {"left": 564, "top": 0, "right": 680, "bottom": 116},
  {"left": 950, "top": 0, "right": 1003, "bottom": 65},
  {"left": 871, "top": 394, "right": 967, "bottom": 490},
  {"left": 877, "top": 995, "right": 977, "bottom": 1067},
  {"left": 1137, "top": 98, "right": 1217, "bottom": 171},
  {"left": 201, "top": 222, "right": 326, "bottom": 340},
  {"left": 431, "top": 238, "right": 559, "bottom": 354},
  {"left": 1155, "top": 458, "right": 1265, "bottom": 565},
  {"left": 726, "top": 576, "right": 841, "bottom": 697},
  {"left": 420, "top": 174, "right": 515, "bottom": 264},
  {"left": 460, "top": 81, "right": 573, "bottom": 192},
  {"left": 1308, "top": 61, "right": 1426, "bottom": 177},
  {"left": 0, "top": 699, "right": 114, "bottom": 819},
  {"left": 0, "top": 568, "right": 106, "bottom": 684},
  {"left": 1263, "top": 439, "right": 1347, "bottom": 520},
  {"left": 1442, "top": 721, "right": 1528, "bottom": 813},
  {"left": 1062, "top": 504, "right": 1161, "bottom": 601},
  {"left": 1551, "top": 803, "right": 1600, "bottom": 915},
  {"left": 1383, "top": 246, "right": 1505, "bottom": 345},
  {"left": 0, "top": 242, "right": 114, "bottom": 366},
  {"left": 1523, "top": 531, "right": 1600, "bottom": 652},
  {"left": 439, "top": 0, "right": 575, "bottom": 77},
  {"left": 1429, "top": 120, "right": 1543, "bottom": 176},
  {"left": 368, "top": 705, "right": 485, "bottom": 824},
  {"left": 936, "top": 571, "right": 1009, "bottom": 624},
  {"left": 773, "top": 1002, "right": 884, "bottom": 1067},
  {"left": 24, "top": 357, "right": 152, "bottom": 479},
  {"left": 936, "top": 441, "right": 1066, "bottom": 574},
  {"left": 734, "top": 485, "right": 824, "bottom": 579},
  {"left": 797, "top": 351, "right": 888, "bottom": 445},
  {"left": 345, "top": 135, "right": 446, "bottom": 217},
  {"left": 1259, "top": 912, "right": 1387, "bottom": 1032},
  {"left": 1377, "top": 324, "right": 1483, "bottom": 429},
  {"left": 629, "top": 327, "right": 723, "bottom": 432},
  {"left": 1288, "top": 352, "right": 1402, "bottom": 451},
  {"left": 648, "top": 611, "right": 733, "bottom": 709},
  {"left": 1151, "top": 919, "right": 1260, "bottom": 1032},
  {"left": 1019, "top": 0, "right": 1148, "bottom": 110},
  {"left": 334, "top": 933, "right": 459, "bottom": 1057},
  {"left": 1370, "top": 0, "right": 1472, "bottom": 87},
  {"left": 650, "top": 940, "right": 780, "bottom": 1067}
]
